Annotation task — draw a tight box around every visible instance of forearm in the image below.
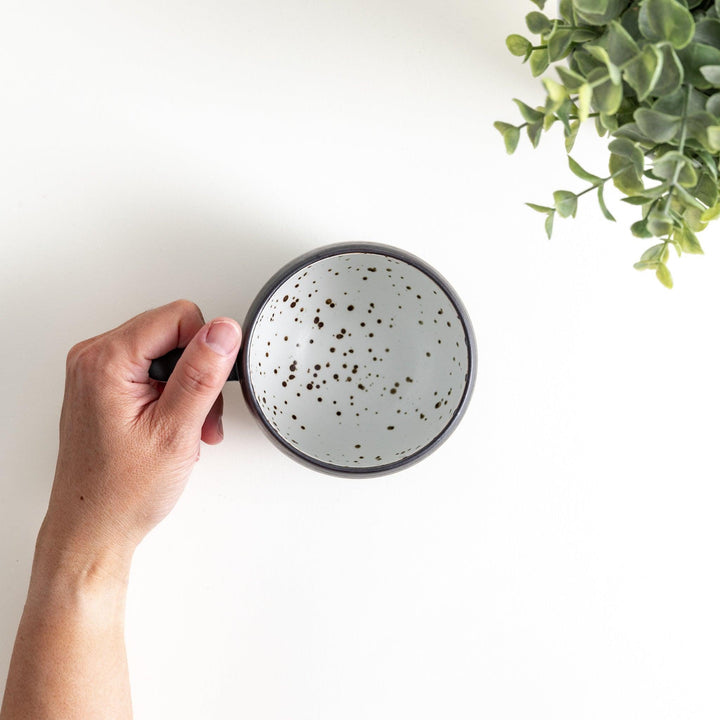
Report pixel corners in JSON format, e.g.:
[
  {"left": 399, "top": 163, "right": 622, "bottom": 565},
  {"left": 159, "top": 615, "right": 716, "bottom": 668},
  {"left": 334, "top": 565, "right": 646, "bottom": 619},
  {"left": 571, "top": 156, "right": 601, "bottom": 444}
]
[{"left": 0, "top": 523, "right": 134, "bottom": 720}]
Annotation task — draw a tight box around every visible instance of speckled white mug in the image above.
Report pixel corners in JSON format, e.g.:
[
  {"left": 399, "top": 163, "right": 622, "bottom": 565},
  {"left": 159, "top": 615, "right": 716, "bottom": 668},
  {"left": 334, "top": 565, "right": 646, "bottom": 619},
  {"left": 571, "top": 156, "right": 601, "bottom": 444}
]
[{"left": 150, "top": 243, "right": 476, "bottom": 476}]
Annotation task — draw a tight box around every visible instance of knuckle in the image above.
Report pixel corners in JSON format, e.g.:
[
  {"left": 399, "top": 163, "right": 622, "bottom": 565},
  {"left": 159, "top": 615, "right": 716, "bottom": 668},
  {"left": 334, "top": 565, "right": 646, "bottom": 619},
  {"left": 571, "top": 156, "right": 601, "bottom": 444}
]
[
  {"left": 66, "top": 339, "right": 102, "bottom": 373},
  {"left": 176, "top": 359, "right": 219, "bottom": 397},
  {"left": 172, "top": 298, "right": 203, "bottom": 322}
]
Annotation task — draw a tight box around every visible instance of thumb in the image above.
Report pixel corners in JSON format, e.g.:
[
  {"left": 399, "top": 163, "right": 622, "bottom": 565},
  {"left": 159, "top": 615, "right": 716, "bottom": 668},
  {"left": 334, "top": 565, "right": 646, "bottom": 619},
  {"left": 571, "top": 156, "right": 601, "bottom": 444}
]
[{"left": 156, "top": 318, "right": 241, "bottom": 437}]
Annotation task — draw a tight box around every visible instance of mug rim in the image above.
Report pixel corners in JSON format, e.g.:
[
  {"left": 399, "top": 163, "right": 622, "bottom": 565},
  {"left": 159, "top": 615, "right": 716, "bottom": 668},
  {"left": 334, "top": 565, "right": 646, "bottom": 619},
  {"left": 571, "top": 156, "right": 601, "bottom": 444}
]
[{"left": 238, "top": 242, "right": 477, "bottom": 477}]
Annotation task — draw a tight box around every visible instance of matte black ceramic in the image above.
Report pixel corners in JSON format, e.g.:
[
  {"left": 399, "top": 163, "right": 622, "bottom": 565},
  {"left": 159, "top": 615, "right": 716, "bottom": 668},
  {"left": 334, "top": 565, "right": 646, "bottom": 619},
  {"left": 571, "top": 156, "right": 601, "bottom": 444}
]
[{"left": 150, "top": 242, "right": 476, "bottom": 476}]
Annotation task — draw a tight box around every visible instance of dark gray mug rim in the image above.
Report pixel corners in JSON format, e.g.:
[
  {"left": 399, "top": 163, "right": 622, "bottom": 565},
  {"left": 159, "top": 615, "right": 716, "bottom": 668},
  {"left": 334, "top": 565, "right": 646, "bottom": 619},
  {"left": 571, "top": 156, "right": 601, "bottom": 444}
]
[{"left": 238, "top": 242, "right": 477, "bottom": 477}]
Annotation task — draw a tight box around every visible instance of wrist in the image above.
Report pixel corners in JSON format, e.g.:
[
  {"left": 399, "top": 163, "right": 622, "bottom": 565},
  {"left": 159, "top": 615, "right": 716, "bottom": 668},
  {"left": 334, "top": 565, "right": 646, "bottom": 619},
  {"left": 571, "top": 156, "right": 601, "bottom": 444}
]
[{"left": 29, "top": 515, "right": 134, "bottom": 610}]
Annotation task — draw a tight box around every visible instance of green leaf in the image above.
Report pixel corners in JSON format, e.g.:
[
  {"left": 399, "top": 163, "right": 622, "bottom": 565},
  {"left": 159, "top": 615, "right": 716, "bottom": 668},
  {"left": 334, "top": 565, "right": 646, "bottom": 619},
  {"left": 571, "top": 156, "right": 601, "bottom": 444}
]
[
  {"left": 568, "top": 156, "right": 602, "bottom": 183},
  {"left": 656, "top": 262, "right": 674, "bottom": 288},
  {"left": 574, "top": 0, "right": 627, "bottom": 26},
  {"left": 676, "top": 226, "right": 704, "bottom": 254},
  {"left": 653, "top": 44, "right": 684, "bottom": 96},
  {"left": 548, "top": 29, "right": 574, "bottom": 62},
  {"left": 647, "top": 210, "right": 674, "bottom": 236},
  {"left": 506, "top": 34, "right": 533, "bottom": 58},
  {"left": 707, "top": 125, "right": 720, "bottom": 151},
  {"left": 631, "top": 219, "right": 654, "bottom": 237},
  {"left": 624, "top": 44, "right": 663, "bottom": 101},
  {"left": 653, "top": 87, "right": 706, "bottom": 116},
  {"left": 640, "top": 243, "right": 668, "bottom": 263},
  {"left": 573, "top": 48, "right": 604, "bottom": 76},
  {"left": 634, "top": 108, "right": 682, "bottom": 143},
  {"left": 610, "top": 157, "right": 644, "bottom": 195},
  {"left": 494, "top": 122, "right": 521, "bottom": 154},
  {"left": 674, "top": 183, "right": 706, "bottom": 210},
  {"left": 585, "top": 45, "right": 622, "bottom": 84},
  {"left": 639, "top": 0, "right": 695, "bottom": 50},
  {"left": 543, "top": 78, "right": 568, "bottom": 111},
  {"left": 700, "top": 65, "right": 720, "bottom": 85},
  {"left": 578, "top": 83, "right": 593, "bottom": 123},
  {"left": 556, "top": 65, "right": 586, "bottom": 91},
  {"left": 684, "top": 206, "right": 708, "bottom": 233},
  {"left": 701, "top": 203, "right": 720, "bottom": 221},
  {"left": 622, "top": 195, "right": 653, "bottom": 205},
  {"left": 565, "top": 120, "right": 580, "bottom": 153},
  {"left": 553, "top": 190, "right": 578, "bottom": 218},
  {"left": 599, "top": 111, "right": 619, "bottom": 133},
  {"left": 526, "top": 11, "right": 553, "bottom": 35},
  {"left": 686, "top": 111, "right": 719, "bottom": 150},
  {"left": 572, "top": 29, "right": 600, "bottom": 43},
  {"left": 706, "top": 93, "right": 720, "bottom": 117},
  {"left": 527, "top": 120, "right": 543, "bottom": 148},
  {"left": 513, "top": 99, "right": 544, "bottom": 123},
  {"left": 597, "top": 183, "right": 616, "bottom": 221},
  {"left": 526, "top": 203, "right": 554, "bottom": 214},
  {"left": 529, "top": 48, "right": 550, "bottom": 77},
  {"left": 530, "top": 0, "right": 547, "bottom": 8},
  {"left": 692, "top": 172, "right": 718, "bottom": 207},
  {"left": 605, "top": 20, "right": 640, "bottom": 66},
  {"left": 608, "top": 138, "right": 645, "bottom": 174},
  {"left": 545, "top": 210, "right": 555, "bottom": 239},
  {"left": 588, "top": 67, "right": 624, "bottom": 114},
  {"left": 678, "top": 43, "right": 720, "bottom": 88},
  {"left": 693, "top": 18, "right": 720, "bottom": 49}
]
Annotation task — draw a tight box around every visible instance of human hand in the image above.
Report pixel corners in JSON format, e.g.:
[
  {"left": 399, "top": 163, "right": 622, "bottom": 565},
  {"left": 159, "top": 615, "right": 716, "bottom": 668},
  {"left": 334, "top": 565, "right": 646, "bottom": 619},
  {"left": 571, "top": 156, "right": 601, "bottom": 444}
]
[{"left": 39, "top": 299, "right": 242, "bottom": 576}]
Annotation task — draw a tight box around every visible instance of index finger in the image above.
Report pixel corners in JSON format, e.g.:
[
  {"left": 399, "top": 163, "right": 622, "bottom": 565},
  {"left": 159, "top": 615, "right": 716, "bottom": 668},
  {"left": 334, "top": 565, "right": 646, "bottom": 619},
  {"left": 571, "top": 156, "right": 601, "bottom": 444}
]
[{"left": 112, "top": 299, "right": 206, "bottom": 381}]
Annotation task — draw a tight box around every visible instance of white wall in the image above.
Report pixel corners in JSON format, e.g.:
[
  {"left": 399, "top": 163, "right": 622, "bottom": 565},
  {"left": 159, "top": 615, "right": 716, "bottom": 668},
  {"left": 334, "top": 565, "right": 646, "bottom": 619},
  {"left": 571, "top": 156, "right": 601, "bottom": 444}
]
[{"left": 1, "top": 1, "right": 719, "bottom": 718}]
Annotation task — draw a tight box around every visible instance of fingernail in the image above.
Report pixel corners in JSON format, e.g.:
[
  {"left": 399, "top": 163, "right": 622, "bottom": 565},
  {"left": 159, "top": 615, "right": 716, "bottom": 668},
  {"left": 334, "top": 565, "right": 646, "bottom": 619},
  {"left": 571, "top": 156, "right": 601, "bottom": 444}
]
[
  {"left": 218, "top": 416, "right": 224, "bottom": 439},
  {"left": 205, "top": 320, "right": 240, "bottom": 356}
]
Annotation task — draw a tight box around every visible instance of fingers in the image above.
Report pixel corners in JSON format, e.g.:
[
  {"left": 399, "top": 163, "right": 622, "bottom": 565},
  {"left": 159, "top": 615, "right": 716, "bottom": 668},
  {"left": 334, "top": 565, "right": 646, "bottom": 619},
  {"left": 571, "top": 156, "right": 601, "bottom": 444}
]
[
  {"left": 107, "top": 300, "right": 205, "bottom": 382},
  {"left": 155, "top": 317, "right": 241, "bottom": 439},
  {"left": 201, "top": 394, "right": 224, "bottom": 445}
]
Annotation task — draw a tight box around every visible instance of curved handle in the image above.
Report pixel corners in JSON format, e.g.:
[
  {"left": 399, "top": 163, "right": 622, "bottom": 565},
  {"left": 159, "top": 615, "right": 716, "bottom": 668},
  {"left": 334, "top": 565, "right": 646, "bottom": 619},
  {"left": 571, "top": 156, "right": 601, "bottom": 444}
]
[{"left": 149, "top": 347, "right": 240, "bottom": 383}]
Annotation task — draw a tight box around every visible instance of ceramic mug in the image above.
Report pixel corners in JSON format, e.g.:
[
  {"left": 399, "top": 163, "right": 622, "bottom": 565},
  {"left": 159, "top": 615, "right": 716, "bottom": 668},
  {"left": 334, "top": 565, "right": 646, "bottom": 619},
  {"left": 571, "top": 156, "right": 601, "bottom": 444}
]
[{"left": 150, "top": 242, "right": 476, "bottom": 476}]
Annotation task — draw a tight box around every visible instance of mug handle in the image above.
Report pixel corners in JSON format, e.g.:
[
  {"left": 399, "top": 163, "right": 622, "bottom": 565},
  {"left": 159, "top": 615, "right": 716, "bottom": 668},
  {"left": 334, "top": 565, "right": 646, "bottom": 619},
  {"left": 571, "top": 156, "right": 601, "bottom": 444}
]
[{"left": 149, "top": 347, "right": 241, "bottom": 382}]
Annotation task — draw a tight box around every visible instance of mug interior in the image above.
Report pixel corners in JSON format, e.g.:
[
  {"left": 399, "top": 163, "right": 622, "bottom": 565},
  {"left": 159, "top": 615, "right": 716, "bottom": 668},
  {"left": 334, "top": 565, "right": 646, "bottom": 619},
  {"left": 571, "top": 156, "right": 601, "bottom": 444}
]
[{"left": 245, "top": 250, "right": 472, "bottom": 472}]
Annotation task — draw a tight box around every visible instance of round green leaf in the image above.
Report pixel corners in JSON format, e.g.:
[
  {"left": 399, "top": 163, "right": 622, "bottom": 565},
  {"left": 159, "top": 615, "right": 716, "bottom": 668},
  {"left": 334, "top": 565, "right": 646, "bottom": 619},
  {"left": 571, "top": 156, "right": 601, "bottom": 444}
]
[
  {"left": 652, "top": 45, "right": 684, "bottom": 96},
  {"left": 553, "top": 190, "right": 578, "bottom": 218},
  {"left": 706, "top": 93, "right": 720, "bottom": 117},
  {"left": 548, "top": 29, "right": 573, "bottom": 62},
  {"left": 588, "top": 68, "right": 623, "bottom": 114},
  {"left": 529, "top": 48, "right": 550, "bottom": 77},
  {"left": 700, "top": 65, "right": 720, "bottom": 86},
  {"left": 605, "top": 20, "right": 640, "bottom": 66},
  {"left": 677, "top": 43, "right": 720, "bottom": 88},
  {"left": 639, "top": 0, "right": 695, "bottom": 50},
  {"left": 574, "top": 0, "right": 626, "bottom": 26},
  {"left": 494, "top": 122, "right": 521, "bottom": 154},
  {"left": 506, "top": 34, "right": 532, "bottom": 58},
  {"left": 634, "top": 108, "right": 681, "bottom": 143},
  {"left": 624, "top": 44, "right": 662, "bottom": 101},
  {"left": 526, "top": 11, "right": 553, "bottom": 35}
]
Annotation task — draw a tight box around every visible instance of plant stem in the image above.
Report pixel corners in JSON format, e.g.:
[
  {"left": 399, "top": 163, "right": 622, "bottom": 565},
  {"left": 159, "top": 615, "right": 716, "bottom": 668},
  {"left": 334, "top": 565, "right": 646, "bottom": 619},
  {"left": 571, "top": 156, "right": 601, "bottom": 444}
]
[{"left": 575, "top": 167, "right": 628, "bottom": 199}]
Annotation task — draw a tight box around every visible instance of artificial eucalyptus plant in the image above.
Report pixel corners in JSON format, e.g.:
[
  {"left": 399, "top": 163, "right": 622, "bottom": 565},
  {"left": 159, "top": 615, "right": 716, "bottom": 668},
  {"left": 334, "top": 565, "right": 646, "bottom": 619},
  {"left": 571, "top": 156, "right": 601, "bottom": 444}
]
[{"left": 496, "top": 0, "right": 720, "bottom": 288}]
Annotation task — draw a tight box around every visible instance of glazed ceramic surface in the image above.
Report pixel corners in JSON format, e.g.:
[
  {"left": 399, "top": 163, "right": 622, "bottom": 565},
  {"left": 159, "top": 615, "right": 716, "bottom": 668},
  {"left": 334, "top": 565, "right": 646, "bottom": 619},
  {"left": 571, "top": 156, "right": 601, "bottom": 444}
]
[{"left": 244, "top": 247, "right": 474, "bottom": 474}]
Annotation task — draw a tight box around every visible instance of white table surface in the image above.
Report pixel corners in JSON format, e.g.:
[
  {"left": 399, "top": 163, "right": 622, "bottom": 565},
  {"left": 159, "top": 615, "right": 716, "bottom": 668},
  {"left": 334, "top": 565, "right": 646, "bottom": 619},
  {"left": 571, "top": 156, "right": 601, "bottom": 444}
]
[{"left": 2, "top": 1, "right": 720, "bottom": 718}]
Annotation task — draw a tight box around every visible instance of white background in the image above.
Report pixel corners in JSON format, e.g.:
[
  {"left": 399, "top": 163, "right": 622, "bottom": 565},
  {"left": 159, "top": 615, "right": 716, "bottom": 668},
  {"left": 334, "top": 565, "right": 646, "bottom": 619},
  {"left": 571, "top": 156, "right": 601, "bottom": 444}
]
[{"left": 2, "top": 1, "right": 720, "bottom": 718}]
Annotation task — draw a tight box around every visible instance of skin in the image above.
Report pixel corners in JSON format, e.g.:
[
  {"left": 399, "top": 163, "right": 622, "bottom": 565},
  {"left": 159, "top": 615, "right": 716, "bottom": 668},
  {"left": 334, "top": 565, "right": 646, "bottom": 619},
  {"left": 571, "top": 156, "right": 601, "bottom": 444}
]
[{"left": 0, "top": 299, "right": 242, "bottom": 720}]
